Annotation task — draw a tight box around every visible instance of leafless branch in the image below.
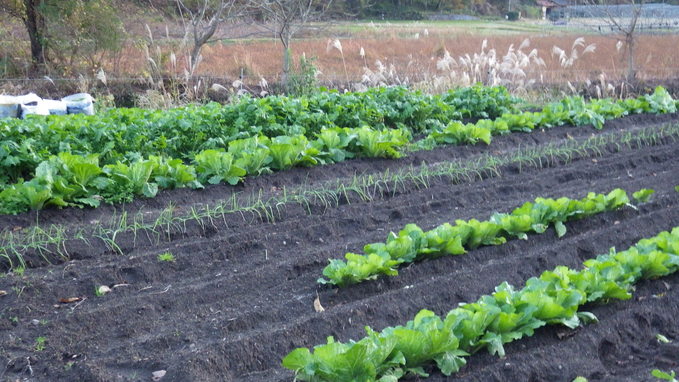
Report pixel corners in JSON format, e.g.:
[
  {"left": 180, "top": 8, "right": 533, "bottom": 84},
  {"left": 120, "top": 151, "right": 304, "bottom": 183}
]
[
  {"left": 581, "top": 0, "right": 649, "bottom": 82},
  {"left": 253, "top": 0, "right": 332, "bottom": 89},
  {"left": 176, "top": 0, "right": 247, "bottom": 72}
]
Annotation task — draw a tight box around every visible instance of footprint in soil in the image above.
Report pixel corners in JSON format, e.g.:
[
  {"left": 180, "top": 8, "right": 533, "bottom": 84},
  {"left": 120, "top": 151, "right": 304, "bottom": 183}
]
[
  {"left": 576, "top": 245, "right": 595, "bottom": 262},
  {"left": 655, "top": 344, "right": 679, "bottom": 370},
  {"left": 5, "top": 357, "right": 35, "bottom": 375},
  {"left": 389, "top": 210, "right": 403, "bottom": 220},
  {"left": 598, "top": 339, "right": 624, "bottom": 371},
  {"left": 119, "top": 267, "right": 148, "bottom": 284},
  {"left": 598, "top": 336, "right": 650, "bottom": 374}
]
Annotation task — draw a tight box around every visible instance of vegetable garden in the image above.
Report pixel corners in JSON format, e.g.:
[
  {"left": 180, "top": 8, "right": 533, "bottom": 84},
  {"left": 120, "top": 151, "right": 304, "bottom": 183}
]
[{"left": 1, "top": 84, "right": 678, "bottom": 381}]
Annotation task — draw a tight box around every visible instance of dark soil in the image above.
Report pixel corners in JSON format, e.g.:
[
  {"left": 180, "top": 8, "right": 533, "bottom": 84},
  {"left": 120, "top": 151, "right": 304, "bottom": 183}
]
[{"left": 1, "top": 113, "right": 679, "bottom": 382}]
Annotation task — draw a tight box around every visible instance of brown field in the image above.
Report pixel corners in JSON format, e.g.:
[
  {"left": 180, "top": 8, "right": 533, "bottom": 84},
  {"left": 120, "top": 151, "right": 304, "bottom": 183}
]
[
  {"left": 2, "top": 16, "right": 678, "bottom": 97},
  {"left": 112, "top": 31, "right": 679, "bottom": 87}
]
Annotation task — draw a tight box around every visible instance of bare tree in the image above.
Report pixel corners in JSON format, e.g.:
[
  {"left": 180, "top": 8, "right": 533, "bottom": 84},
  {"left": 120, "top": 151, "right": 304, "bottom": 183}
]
[
  {"left": 255, "top": 0, "right": 331, "bottom": 90},
  {"left": 605, "top": 0, "right": 643, "bottom": 82},
  {"left": 176, "top": 0, "right": 243, "bottom": 73},
  {"left": 583, "top": 0, "right": 646, "bottom": 82}
]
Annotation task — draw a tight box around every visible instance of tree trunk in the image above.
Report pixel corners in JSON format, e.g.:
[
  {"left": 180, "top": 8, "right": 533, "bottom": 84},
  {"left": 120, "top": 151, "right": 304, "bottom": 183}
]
[
  {"left": 625, "top": 33, "right": 636, "bottom": 82},
  {"left": 189, "top": 10, "right": 222, "bottom": 72},
  {"left": 190, "top": 39, "right": 203, "bottom": 71},
  {"left": 280, "top": 30, "right": 292, "bottom": 92},
  {"left": 23, "top": 0, "right": 47, "bottom": 66}
]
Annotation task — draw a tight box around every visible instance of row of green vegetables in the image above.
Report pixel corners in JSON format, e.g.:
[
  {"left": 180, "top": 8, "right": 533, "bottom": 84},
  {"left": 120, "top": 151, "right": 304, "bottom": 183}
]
[
  {"left": 2, "top": 85, "right": 676, "bottom": 189},
  {"left": 284, "top": 225, "right": 679, "bottom": 381},
  {"left": 319, "top": 188, "right": 653, "bottom": 287},
  {"left": 0, "top": 85, "right": 518, "bottom": 185},
  {"left": 0, "top": 127, "right": 408, "bottom": 214},
  {"left": 418, "top": 86, "right": 678, "bottom": 148},
  {"left": 0, "top": 87, "right": 676, "bottom": 215}
]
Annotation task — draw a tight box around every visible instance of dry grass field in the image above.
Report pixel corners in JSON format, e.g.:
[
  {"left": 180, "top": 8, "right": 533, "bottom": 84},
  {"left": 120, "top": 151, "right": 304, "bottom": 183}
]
[
  {"left": 108, "top": 20, "right": 679, "bottom": 89},
  {"left": 1, "top": 17, "right": 678, "bottom": 100}
]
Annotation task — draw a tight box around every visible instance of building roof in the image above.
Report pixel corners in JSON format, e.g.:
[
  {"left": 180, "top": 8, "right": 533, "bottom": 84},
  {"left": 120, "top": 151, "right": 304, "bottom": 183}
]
[{"left": 536, "top": 0, "right": 569, "bottom": 8}]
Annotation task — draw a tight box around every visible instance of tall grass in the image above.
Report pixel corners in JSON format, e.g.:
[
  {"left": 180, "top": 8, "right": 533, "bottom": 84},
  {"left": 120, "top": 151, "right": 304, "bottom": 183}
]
[
  {"left": 4, "top": 17, "right": 678, "bottom": 102},
  {"left": 107, "top": 32, "right": 678, "bottom": 91}
]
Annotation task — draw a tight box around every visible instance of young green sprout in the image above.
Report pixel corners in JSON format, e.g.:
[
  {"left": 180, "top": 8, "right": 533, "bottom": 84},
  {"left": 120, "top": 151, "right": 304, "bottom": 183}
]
[
  {"left": 34, "top": 336, "right": 46, "bottom": 351},
  {"left": 157, "top": 252, "right": 176, "bottom": 262},
  {"left": 652, "top": 369, "right": 678, "bottom": 382}
]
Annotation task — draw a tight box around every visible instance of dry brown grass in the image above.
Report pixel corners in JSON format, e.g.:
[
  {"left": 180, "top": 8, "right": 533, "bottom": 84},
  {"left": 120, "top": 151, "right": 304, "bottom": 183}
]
[
  {"left": 2, "top": 9, "right": 677, "bottom": 95},
  {"left": 108, "top": 32, "right": 679, "bottom": 90}
]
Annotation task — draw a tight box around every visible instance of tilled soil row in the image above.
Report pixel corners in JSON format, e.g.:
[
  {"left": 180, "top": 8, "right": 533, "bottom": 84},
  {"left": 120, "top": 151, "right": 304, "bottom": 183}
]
[{"left": 1, "top": 122, "right": 678, "bottom": 381}]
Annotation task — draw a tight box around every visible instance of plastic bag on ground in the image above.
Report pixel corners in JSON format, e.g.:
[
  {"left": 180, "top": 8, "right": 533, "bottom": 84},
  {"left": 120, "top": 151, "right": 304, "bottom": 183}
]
[
  {"left": 0, "top": 95, "right": 19, "bottom": 118},
  {"left": 62, "top": 93, "right": 95, "bottom": 115},
  {"left": 20, "top": 101, "right": 50, "bottom": 118},
  {"left": 42, "top": 99, "right": 67, "bottom": 115},
  {"left": 15, "top": 93, "right": 42, "bottom": 106}
]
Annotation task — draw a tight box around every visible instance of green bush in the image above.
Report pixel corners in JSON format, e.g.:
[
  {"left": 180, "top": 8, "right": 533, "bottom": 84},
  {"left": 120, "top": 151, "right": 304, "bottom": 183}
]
[{"left": 288, "top": 56, "right": 319, "bottom": 97}]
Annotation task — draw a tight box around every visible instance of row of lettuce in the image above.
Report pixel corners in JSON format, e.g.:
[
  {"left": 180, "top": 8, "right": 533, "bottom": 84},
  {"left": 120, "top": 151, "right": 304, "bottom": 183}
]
[
  {"left": 283, "top": 222, "right": 679, "bottom": 381},
  {"left": 0, "top": 86, "right": 677, "bottom": 215},
  {"left": 0, "top": 85, "right": 518, "bottom": 186},
  {"left": 319, "top": 188, "right": 653, "bottom": 286}
]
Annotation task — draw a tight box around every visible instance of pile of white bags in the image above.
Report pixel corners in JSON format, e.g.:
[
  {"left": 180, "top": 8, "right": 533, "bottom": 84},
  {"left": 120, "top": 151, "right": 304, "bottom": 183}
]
[{"left": 0, "top": 93, "right": 95, "bottom": 119}]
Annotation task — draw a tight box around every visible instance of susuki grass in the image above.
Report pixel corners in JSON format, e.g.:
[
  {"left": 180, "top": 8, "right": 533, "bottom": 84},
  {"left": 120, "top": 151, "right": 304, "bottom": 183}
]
[
  {"left": 420, "top": 37, "right": 547, "bottom": 91},
  {"left": 108, "top": 31, "right": 679, "bottom": 89},
  {"left": 3, "top": 16, "right": 677, "bottom": 101}
]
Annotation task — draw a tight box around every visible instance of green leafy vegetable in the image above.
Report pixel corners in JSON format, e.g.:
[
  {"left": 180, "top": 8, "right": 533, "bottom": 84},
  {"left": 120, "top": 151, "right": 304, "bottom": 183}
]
[
  {"left": 652, "top": 369, "right": 678, "bottom": 382},
  {"left": 286, "top": 227, "right": 679, "bottom": 381},
  {"left": 194, "top": 149, "right": 246, "bottom": 185},
  {"left": 320, "top": 188, "right": 639, "bottom": 286},
  {"left": 633, "top": 188, "right": 655, "bottom": 203}
]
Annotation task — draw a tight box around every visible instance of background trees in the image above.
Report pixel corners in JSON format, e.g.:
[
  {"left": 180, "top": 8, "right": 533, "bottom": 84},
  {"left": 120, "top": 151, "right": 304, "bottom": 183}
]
[
  {"left": 0, "top": 0, "right": 124, "bottom": 72},
  {"left": 0, "top": 0, "right": 49, "bottom": 66}
]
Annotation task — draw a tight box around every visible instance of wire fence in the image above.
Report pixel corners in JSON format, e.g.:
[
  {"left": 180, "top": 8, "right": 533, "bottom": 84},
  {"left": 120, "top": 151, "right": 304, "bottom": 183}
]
[
  {"left": 552, "top": 2, "right": 679, "bottom": 30},
  {"left": 2, "top": 67, "right": 679, "bottom": 83}
]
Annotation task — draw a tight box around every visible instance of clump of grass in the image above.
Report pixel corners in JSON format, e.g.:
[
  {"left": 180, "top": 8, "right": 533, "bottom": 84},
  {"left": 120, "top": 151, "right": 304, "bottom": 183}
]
[
  {"left": 550, "top": 37, "right": 597, "bottom": 96},
  {"left": 360, "top": 59, "right": 405, "bottom": 88},
  {"left": 157, "top": 252, "right": 176, "bottom": 262},
  {"left": 425, "top": 38, "right": 546, "bottom": 92},
  {"left": 552, "top": 37, "right": 597, "bottom": 69},
  {"left": 136, "top": 23, "right": 209, "bottom": 108}
]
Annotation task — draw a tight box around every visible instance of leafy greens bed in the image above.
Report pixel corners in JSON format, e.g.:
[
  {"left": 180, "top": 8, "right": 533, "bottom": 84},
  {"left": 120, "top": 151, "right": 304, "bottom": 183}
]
[
  {"left": 417, "top": 86, "right": 678, "bottom": 148},
  {"left": 0, "top": 85, "right": 518, "bottom": 186},
  {"left": 0, "top": 86, "right": 676, "bottom": 215},
  {"left": 0, "top": 127, "right": 408, "bottom": 214},
  {"left": 319, "top": 188, "right": 650, "bottom": 287},
  {"left": 284, "top": 226, "right": 679, "bottom": 381}
]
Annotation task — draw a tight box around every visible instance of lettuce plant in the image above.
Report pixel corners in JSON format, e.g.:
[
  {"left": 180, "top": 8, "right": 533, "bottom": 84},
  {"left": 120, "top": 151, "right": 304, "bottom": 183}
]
[
  {"left": 319, "top": 189, "right": 635, "bottom": 287},
  {"left": 288, "top": 227, "right": 679, "bottom": 381}
]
